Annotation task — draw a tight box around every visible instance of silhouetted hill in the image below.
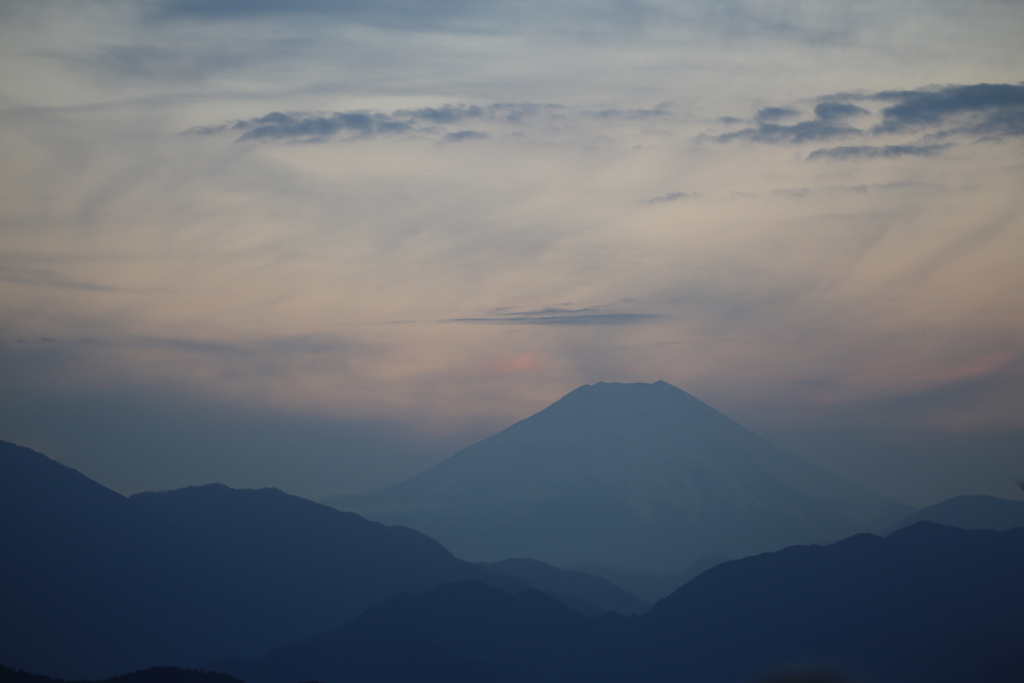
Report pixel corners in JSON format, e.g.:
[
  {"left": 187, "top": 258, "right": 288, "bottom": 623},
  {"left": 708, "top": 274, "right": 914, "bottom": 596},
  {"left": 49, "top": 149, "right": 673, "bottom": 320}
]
[
  {"left": 478, "top": 558, "right": 649, "bottom": 615},
  {"left": 326, "top": 381, "right": 911, "bottom": 572},
  {"left": 886, "top": 494, "right": 1024, "bottom": 534},
  {"left": 213, "top": 580, "right": 630, "bottom": 683},
  {"left": 0, "top": 666, "right": 242, "bottom": 683},
  {"left": 9, "top": 434, "right": 1020, "bottom": 683},
  {"left": 221, "top": 522, "right": 1024, "bottom": 683},
  {"left": 0, "top": 441, "right": 524, "bottom": 679},
  {"left": 639, "top": 522, "right": 1024, "bottom": 683},
  {"left": 130, "top": 484, "right": 525, "bottom": 642},
  {"left": 567, "top": 554, "right": 730, "bottom": 602},
  {"left": 0, "top": 441, "right": 215, "bottom": 678}
]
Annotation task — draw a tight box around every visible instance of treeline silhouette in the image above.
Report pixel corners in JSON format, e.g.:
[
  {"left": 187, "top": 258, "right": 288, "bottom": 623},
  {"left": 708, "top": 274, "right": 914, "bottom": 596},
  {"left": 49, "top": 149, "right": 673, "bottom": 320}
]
[{"left": 0, "top": 666, "right": 241, "bottom": 683}]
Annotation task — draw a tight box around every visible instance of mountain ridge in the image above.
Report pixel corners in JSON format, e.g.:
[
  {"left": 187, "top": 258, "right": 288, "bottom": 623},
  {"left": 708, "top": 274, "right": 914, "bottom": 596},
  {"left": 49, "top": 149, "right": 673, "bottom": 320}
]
[
  {"left": 0, "top": 440, "right": 651, "bottom": 678},
  {"left": 0, "top": 441, "right": 524, "bottom": 678},
  {"left": 213, "top": 522, "right": 1024, "bottom": 683},
  {"left": 325, "top": 381, "right": 912, "bottom": 571},
  {"left": 886, "top": 494, "right": 1024, "bottom": 535}
]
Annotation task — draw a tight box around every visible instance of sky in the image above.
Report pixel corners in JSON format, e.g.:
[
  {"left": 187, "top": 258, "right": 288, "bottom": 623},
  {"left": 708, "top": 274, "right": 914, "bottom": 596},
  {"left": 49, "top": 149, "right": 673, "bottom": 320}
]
[{"left": 1, "top": 0, "right": 1022, "bottom": 507}]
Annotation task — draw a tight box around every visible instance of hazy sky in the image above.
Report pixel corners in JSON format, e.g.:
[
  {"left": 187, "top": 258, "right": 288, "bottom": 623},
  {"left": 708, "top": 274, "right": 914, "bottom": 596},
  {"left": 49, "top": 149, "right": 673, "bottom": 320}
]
[{"left": 1, "top": 0, "right": 1022, "bottom": 506}]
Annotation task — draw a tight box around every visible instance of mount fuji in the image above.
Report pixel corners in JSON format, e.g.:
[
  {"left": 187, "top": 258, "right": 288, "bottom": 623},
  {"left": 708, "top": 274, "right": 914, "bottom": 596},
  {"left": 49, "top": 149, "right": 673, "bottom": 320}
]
[{"left": 325, "top": 381, "right": 911, "bottom": 572}]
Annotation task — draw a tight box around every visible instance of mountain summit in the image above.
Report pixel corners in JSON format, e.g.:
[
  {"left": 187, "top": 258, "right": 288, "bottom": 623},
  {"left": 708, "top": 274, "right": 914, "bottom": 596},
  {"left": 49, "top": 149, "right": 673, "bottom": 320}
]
[{"left": 325, "top": 381, "right": 911, "bottom": 571}]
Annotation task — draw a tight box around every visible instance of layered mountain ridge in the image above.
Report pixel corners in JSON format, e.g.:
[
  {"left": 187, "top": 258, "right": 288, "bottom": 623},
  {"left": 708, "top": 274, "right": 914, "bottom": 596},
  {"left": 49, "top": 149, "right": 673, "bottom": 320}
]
[
  {"left": 326, "top": 381, "right": 911, "bottom": 571},
  {"left": 886, "top": 494, "right": 1024, "bottom": 534},
  {"left": 217, "top": 522, "right": 1024, "bottom": 683},
  {"left": 0, "top": 442, "right": 527, "bottom": 678}
]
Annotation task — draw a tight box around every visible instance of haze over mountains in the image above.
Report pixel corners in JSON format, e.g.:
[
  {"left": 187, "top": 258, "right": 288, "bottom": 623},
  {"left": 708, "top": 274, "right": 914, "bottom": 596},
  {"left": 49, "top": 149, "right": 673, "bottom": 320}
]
[
  {"left": 215, "top": 523, "right": 1024, "bottom": 683},
  {"left": 4, "top": 384, "right": 1023, "bottom": 683},
  {"left": 477, "top": 558, "right": 650, "bottom": 616},
  {"left": 326, "top": 381, "right": 911, "bottom": 572}
]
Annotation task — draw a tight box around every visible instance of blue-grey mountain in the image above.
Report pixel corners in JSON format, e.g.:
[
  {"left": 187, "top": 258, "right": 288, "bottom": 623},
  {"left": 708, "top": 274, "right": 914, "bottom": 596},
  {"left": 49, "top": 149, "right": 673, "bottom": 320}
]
[
  {"left": 325, "top": 381, "right": 911, "bottom": 572},
  {"left": 216, "top": 523, "right": 1024, "bottom": 683},
  {"left": 566, "top": 555, "right": 731, "bottom": 603},
  {"left": 478, "top": 558, "right": 649, "bottom": 616},
  {"left": 0, "top": 441, "right": 527, "bottom": 679},
  {"left": 886, "top": 494, "right": 1024, "bottom": 534}
]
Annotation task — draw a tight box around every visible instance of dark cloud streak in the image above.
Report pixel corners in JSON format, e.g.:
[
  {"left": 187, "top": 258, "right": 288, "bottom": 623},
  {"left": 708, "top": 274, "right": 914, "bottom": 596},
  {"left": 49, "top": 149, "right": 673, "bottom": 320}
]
[
  {"left": 151, "top": 0, "right": 480, "bottom": 30},
  {"left": 647, "top": 191, "right": 693, "bottom": 203},
  {"left": 873, "top": 83, "right": 1024, "bottom": 135},
  {"left": 589, "top": 102, "right": 673, "bottom": 120},
  {"left": 441, "top": 306, "right": 659, "bottom": 326},
  {"left": 755, "top": 106, "right": 799, "bottom": 122},
  {"left": 234, "top": 111, "right": 411, "bottom": 142},
  {"left": 808, "top": 144, "right": 951, "bottom": 160},
  {"left": 195, "top": 102, "right": 561, "bottom": 143},
  {"left": 718, "top": 119, "right": 859, "bottom": 144},
  {"left": 444, "top": 130, "right": 487, "bottom": 142},
  {"left": 394, "top": 104, "right": 484, "bottom": 124},
  {"left": 813, "top": 102, "right": 868, "bottom": 121},
  {"left": 713, "top": 82, "right": 1024, "bottom": 149}
]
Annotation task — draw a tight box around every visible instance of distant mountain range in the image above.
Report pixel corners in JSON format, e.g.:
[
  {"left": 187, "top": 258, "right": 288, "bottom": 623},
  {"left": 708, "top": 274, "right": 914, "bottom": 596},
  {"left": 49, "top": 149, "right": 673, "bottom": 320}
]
[
  {"left": 478, "top": 558, "right": 650, "bottom": 616},
  {"left": 214, "top": 522, "right": 1024, "bottom": 683},
  {"left": 4, "top": 433, "right": 1024, "bottom": 683},
  {"left": 565, "top": 554, "right": 732, "bottom": 603},
  {"left": 886, "top": 493, "right": 1024, "bottom": 534},
  {"left": 325, "top": 381, "right": 912, "bottom": 572},
  {"left": 577, "top": 493, "right": 1024, "bottom": 603},
  {"left": 0, "top": 441, "right": 621, "bottom": 679}
]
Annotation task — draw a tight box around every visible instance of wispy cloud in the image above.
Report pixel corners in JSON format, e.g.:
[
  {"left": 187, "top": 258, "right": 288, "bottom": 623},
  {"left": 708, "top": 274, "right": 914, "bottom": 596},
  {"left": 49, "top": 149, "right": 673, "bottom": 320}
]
[
  {"left": 647, "top": 191, "right": 694, "bottom": 203},
  {"left": 189, "top": 103, "right": 562, "bottom": 143},
  {"left": 3, "top": 0, "right": 1024, "bottom": 503},
  {"left": 713, "top": 83, "right": 1024, "bottom": 152},
  {"left": 588, "top": 102, "right": 673, "bottom": 120},
  {"left": 717, "top": 120, "right": 860, "bottom": 144},
  {"left": 0, "top": 264, "right": 136, "bottom": 293},
  {"left": 772, "top": 187, "right": 810, "bottom": 197},
  {"left": 813, "top": 102, "right": 869, "bottom": 122},
  {"left": 441, "top": 306, "right": 659, "bottom": 326},
  {"left": 755, "top": 106, "right": 800, "bottom": 122},
  {"left": 808, "top": 144, "right": 952, "bottom": 160},
  {"left": 444, "top": 130, "right": 488, "bottom": 142},
  {"left": 234, "top": 111, "right": 412, "bottom": 142},
  {"left": 150, "top": 0, "right": 483, "bottom": 31}
]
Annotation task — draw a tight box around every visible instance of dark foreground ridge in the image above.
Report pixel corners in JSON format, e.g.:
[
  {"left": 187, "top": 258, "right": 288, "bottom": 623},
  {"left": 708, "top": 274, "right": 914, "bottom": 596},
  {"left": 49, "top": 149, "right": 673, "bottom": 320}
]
[
  {"left": 219, "top": 522, "right": 1024, "bottom": 683},
  {"left": 326, "top": 381, "right": 912, "bottom": 571},
  {"left": 478, "top": 558, "right": 651, "bottom": 615},
  {"left": 0, "top": 666, "right": 241, "bottom": 683},
  {"left": 0, "top": 441, "right": 526, "bottom": 679},
  {"left": 5, "top": 435, "right": 1023, "bottom": 683}
]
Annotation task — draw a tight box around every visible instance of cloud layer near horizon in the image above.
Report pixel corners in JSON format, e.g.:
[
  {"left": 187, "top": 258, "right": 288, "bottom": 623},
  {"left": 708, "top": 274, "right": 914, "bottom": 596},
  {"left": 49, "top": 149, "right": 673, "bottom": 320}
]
[{"left": 1, "top": 0, "right": 1022, "bottom": 502}]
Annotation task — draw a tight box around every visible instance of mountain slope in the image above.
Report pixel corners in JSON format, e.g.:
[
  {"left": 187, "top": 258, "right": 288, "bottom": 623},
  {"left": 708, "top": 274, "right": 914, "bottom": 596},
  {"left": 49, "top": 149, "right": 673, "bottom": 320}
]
[
  {"left": 326, "top": 381, "right": 911, "bottom": 571},
  {"left": 129, "top": 484, "right": 525, "bottom": 652},
  {"left": 886, "top": 494, "right": 1024, "bottom": 534},
  {"left": 0, "top": 441, "right": 212, "bottom": 678},
  {"left": 640, "top": 522, "right": 1024, "bottom": 683},
  {"left": 0, "top": 441, "right": 523, "bottom": 679},
  {"left": 478, "top": 558, "right": 649, "bottom": 616},
  {"left": 566, "top": 554, "right": 731, "bottom": 603},
  {"left": 213, "top": 523, "right": 1024, "bottom": 683},
  {"left": 213, "top": 580, "right": 629, "bottom": 683}
]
